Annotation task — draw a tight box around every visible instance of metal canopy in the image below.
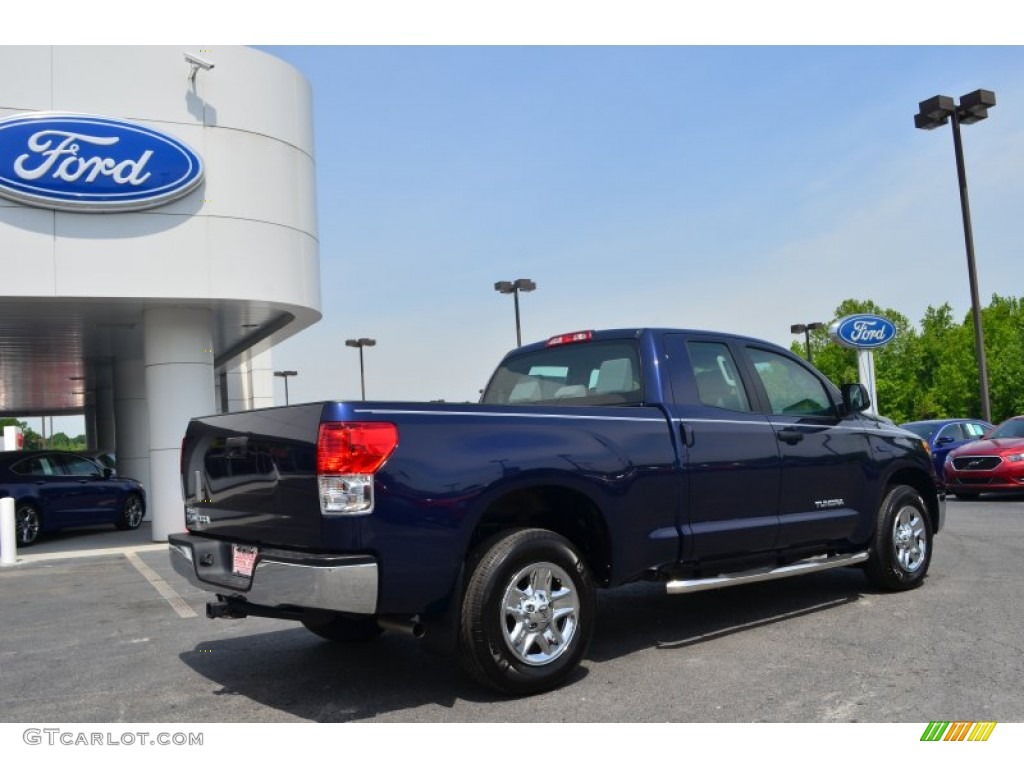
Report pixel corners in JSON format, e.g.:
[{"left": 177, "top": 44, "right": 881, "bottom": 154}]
[{"left": 0, "top": 297, "right": 292, "bottom": 415}]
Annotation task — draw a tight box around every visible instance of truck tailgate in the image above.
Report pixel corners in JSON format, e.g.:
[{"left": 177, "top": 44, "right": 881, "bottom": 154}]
[{"left": 180, "top": 403, "right": 326, "bottom": 548}]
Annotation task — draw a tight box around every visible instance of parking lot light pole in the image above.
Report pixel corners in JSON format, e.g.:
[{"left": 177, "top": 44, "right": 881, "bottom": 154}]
[
  {"left": 345, "top": 338, "right": 376, "bottom": 400},
  {"left": 494, "top": 279, "right": 537, "bottom": 347},
  {"left": 914, "top": 89, "right": 995, "bottom": 423},
  {"left": 273, "top": 370, "right": 297, "bottom": 406},
  {"left": 790, "top": 322, "right": 824, "bottom": 365}
]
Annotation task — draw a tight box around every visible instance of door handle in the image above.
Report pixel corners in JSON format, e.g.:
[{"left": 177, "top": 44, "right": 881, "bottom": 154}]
[
  {"left": 680, "top": 423, "right": 695, "bottom": 448},
  {"left": 777, "top": 428, "right": 804, "bottom": 445}
]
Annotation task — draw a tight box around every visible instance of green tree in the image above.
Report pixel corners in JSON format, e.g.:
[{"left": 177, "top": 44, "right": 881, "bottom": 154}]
[
  {"left": 792, "top": 299, "right": 916, "bottom": 422},
  {"left": 981, "top": 295, "right": 1024, "bottom": 422},
  {"left": 915, "top": 302, "right": 976, "bottom": 419},
  {"left": 791, "top": 294, "right": 1022, "bottom": 424}
]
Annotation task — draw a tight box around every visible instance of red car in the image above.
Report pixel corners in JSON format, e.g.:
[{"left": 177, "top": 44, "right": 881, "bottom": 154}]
[{"left": 944, "top": 416, "right": 1024, "bottom": 499}]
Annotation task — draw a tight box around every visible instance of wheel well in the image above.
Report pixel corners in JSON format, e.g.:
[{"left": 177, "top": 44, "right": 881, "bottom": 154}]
[
  {"left": 469, "top": 486, "right": 612, "bottom": 586},
  {"left": 887, "top": 469, "right": 940, "bottom": 532}
]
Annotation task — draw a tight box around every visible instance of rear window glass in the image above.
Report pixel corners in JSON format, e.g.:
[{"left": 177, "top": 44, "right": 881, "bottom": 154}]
[{"left": 482, "top": 340, "right": 642, "bottom": 406}]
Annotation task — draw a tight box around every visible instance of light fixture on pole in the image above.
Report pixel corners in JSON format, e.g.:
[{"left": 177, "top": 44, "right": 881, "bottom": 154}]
[
  {"left": 914, "top": 89, "right": 995, "bottom": 422},
  {"left": 494, "top": 278, "right": 537, "bottom": 347},
  {"left": 790, "top": 322, "right": 824, "bottom": 365},
  {"left": 345, "top": 338, "right": 376, "bottom": 400},
  {"left": 273, "top": 370, "right": 298, "bottom": 406}
]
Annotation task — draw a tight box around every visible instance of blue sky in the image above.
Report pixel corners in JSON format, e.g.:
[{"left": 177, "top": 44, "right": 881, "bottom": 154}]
[
  {"left": 255, "top": 45, "right": 1024, "bottom": 405},
  {"left": 9, "top": 10, "right": 1024, "bottom": 426}
]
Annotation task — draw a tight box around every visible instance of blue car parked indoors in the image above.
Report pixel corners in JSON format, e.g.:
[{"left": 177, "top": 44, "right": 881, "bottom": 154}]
[
  {"left": 900, "top": 418, "right": 993, "bottom": 484},
  {"left": 0, "top": 450, "right": 146, "bottom": 546}
]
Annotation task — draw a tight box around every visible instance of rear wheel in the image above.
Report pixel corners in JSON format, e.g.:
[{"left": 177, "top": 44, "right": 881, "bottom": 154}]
[
  {"left": 115, "top": 493, "right": 145, "bottom": 530},
  {"left": 301, "top": 613, "right": 383, "bottom": 643},
  {"left": 15, "top": 503, "right": 41, "bottom": 546},
  {"left": 864, "top": 485, "right": 932, "bottom": 591},
  {"left": 459, "top": 528, "right": 595, "bottom": 696}
]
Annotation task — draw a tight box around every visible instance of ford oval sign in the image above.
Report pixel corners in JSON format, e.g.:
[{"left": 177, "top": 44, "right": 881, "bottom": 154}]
[
  {"left": 829, "top": 314, "right": 897, "bottom": 349},
  {"left": 0, "top": 112, "right": 203, "bottom": 212}
]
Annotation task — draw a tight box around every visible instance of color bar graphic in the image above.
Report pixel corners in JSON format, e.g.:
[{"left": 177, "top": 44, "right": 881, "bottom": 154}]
[{"left": 921, "top": 721, "right": 996, "bottom": 742}]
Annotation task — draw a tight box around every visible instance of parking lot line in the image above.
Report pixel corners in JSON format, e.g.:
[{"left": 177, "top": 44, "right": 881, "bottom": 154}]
[{"left": 125, "top": 550, "right": 198, "bottom": 619}]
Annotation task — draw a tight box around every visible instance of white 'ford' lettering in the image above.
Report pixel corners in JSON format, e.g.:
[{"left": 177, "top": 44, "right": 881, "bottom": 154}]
[
  {"left": 848, "top": 320, "right": 889, "bottom": 342},
  {"left": 13, "top": 130, "right": 153, "bottom": 186}
]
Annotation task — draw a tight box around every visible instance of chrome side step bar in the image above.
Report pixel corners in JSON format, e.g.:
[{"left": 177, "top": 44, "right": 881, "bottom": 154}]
[{"left": 665, "top": 551, "right": 869, "bottom": 595}]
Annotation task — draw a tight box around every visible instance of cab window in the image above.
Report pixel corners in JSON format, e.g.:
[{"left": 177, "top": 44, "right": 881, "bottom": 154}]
[
  {"left": 483, "top": 340, "right": 642, "bottom": 406},
  {"left": 57, "top": 455, "right": 103, "bottom": 477},
  {"left": 11, "top": 455, "right": 61, "bottom": 476},
  {"left": 748, "top": 348, "right": 834, "bottom": 417},
  {"left": 686, "top": 341, "right": 751, "bottom": 412},
  {"left": 937, "top": 424, "right": 965, "bottom": 442}
]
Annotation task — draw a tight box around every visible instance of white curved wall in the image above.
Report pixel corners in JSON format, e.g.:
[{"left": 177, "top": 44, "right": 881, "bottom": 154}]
[
  {"left": 0, "top": 45, "right": 320, "bottom": 317},
  {"left": 0, "top": 46, "right": 322, "bottom": 540}
]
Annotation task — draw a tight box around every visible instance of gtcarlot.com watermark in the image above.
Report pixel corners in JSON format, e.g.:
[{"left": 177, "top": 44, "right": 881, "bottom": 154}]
[{"left": 23, "top": 728, "right": 203, "bottom": 747}]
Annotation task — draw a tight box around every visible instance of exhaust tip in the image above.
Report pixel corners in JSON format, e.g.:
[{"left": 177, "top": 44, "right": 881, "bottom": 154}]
[{"left": 377, "top": 615, "right": 426, "bottom": 638}]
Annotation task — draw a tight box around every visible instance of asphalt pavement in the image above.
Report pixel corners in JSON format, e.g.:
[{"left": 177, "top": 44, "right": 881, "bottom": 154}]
[
  {"left": 7, "top": 520, "right": 164, "bottom": 563},
  {"left": 1, "top": 498, "right": 1022, "bottom": 723}
]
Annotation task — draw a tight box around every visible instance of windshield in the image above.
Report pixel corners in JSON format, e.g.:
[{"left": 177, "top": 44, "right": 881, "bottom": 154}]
[
  {"left": 901, "top": 423, "right": 938, "bottom": 441},
  {"left": 482, "top": 340, "right": 642, "bottom": 406},
  {"left": 989, "top": 419, "right": 1024, "bottom": 439}
]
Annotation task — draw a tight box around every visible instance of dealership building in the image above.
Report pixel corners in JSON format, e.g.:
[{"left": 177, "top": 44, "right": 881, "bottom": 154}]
[{"left": 0, "top": 46, "right": 321, "bottom": 540}]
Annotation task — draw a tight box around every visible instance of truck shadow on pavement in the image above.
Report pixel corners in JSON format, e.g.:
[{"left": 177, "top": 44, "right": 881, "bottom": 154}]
[
  {"left": 179, "top": 628, "right": 477, "bottom": 721},
  {"left": 179, "top": 567, "right": 868, "bottom": 721},
  {"left": 589, "top": 567, "right": 866, "bottom": 660}
]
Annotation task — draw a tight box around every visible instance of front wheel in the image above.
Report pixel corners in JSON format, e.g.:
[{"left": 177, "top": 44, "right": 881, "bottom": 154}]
[
  {"left": 459, "top": 528, "right": 595, "bottom": 696},
  {"left": 864, "top": 485, "right": 933, "bottom": 591}
]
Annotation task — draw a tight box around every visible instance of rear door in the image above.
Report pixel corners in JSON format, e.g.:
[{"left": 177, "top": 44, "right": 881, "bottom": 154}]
[
  {"left": 663, "top": 333, "right": 781, "bottom": 561},
  {"left": 10, "top": 454, "right": 75, "bottom": 524}
]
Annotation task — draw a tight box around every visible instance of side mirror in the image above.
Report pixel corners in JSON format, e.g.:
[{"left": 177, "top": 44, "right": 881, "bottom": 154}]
[
  {"left": 103, "top": 467, "right": 115, "bottom": 479},
  {"left": 840, "top": 383, "right": 870, "bottom": 415}
]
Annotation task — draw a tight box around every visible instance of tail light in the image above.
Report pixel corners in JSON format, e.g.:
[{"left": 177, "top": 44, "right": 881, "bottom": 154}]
[{"left": 316, "top": 422, "right": 398, "bottom": 515}]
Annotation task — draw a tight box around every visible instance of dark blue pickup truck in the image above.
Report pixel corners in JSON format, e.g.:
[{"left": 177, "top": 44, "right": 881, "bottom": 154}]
[{"left": 170, "top": 328, "right": 944, "bottom": 695}]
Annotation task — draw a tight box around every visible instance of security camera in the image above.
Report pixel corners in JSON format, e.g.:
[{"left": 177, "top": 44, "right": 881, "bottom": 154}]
[{"left": 184, "top": 52, "right": 215, "bottom": 71}]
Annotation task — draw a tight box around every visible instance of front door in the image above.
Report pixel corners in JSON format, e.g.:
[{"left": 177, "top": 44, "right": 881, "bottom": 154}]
[{"left": 741, "top": 345, "right": 870, "bottom": 549}]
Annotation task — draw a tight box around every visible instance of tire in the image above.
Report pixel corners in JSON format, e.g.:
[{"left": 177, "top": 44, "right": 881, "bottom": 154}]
[
  {"left": 15, "top": 503, "right": 41, "bottom": 547},
  {"left": 301, "top": 613, "right": 383, "bottom": 643},
  {"left": 459, "top": 528, "right": 595, "bottom": 696},
  {"left": 115, "top": 493, "right": 145, "bottom": 530},
  {"left": 954, "top": 492, "right": 979, "bottom": 501},
  {"left": 864, "top": 485, "right": 933, "bottom": 591}
]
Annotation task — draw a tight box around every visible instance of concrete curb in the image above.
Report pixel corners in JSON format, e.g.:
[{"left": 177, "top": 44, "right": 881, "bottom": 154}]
[{"left": 10, "top": 542, "right": 169, "bottom": 565}]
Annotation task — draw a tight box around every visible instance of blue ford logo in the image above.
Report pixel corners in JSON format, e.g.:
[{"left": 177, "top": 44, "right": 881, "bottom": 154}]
[
  {"left": 830, "top": 314, "right": 897, "bottom": 349},
  {"left": 0, "top": 112, "right": 203, "bottom": 211}
]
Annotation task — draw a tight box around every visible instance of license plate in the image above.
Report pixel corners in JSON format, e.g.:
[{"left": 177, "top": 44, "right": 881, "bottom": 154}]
[{"left": 232, "top": 544, "right": 258, "bottom": 578}]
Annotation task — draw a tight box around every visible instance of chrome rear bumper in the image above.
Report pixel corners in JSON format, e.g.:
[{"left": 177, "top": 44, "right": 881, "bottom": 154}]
[{"left": 168, "top": 533, "right": 378, "bottom": 615}]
